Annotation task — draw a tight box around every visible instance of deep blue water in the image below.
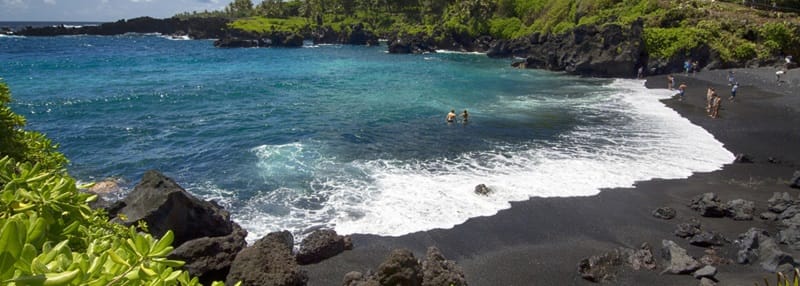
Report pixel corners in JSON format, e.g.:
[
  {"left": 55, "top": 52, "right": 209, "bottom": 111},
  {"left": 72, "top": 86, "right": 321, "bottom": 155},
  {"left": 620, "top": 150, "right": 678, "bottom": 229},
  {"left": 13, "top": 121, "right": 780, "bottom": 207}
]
[{"left": 0, "top": 34, "right": 732, "bottom": 239}]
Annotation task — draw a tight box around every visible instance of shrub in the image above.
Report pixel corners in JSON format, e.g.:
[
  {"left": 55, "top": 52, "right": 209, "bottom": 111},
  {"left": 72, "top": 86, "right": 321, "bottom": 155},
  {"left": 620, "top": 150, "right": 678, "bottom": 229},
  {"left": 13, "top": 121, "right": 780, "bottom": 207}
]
[
  {"left": 0, "top": 83, "right": 225, "bottom": 286},
  {"left": 489, "top": 17, "right": 523, "bottom": 39},
  {"left": 759, "top": 22, "right": 798, "bottom": 53},
  {"left": 643, "top": 27, "right": 707, "bottom": 59},
  {"left": 0, "top": 81, "right": 67, "bottom": 172}
]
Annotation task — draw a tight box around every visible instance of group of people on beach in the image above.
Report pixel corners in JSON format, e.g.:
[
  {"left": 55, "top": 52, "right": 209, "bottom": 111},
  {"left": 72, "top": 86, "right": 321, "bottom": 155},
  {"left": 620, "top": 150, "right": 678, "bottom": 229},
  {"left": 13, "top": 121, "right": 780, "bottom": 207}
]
[
  {"left": 446, "top": 109, "right": 469, "bottom": 123},
  {"left": 669, "top": 68, "right": 742, "bottom": 119},
  {"left": 705, "top": 87, "right": 723, "bottom": 118}
]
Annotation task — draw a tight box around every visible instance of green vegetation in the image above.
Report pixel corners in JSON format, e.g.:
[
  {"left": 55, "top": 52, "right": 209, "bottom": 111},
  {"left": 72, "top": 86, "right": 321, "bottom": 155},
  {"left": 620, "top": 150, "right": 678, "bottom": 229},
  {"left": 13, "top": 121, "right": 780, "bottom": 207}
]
[
  {"left": 0, "top": 81, "right": 219, "bottom": 285},
  {"left": 0, "top": 83, "right": 66, "bottom": 172},
  {"left": 757, "top": 268, "right": 800, "bottom": 286},
  {"left": 178, "top": 0, "right": 800, "bottom": 65}
]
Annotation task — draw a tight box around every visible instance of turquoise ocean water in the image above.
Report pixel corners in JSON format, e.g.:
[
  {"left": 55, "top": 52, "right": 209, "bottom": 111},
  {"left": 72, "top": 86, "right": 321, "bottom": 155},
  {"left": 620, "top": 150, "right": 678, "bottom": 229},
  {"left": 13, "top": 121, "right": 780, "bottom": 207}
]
[{"left": 0, "top": 34, "right": 734, "bottom": 241}]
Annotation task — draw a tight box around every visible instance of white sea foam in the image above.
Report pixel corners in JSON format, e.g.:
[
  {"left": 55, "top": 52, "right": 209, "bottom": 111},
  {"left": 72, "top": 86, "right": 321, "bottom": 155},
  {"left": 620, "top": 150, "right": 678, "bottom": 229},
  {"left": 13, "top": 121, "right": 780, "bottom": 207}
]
[
  {"left": 435, "top": 50, "right": 487, "bottom": 55},
  {"left": 161, "top": 34, "right": 191, "bottom": 41},
  {"left": 213, "top": 79, "right": 733, "bottom": 242}
]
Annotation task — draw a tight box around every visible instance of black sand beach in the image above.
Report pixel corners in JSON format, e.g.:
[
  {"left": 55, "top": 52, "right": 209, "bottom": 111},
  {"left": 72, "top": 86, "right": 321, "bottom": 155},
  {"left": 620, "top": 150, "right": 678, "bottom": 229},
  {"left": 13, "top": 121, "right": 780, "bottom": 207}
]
[{"left": 301, "top": 67, "right": 800, "bottom": 286}]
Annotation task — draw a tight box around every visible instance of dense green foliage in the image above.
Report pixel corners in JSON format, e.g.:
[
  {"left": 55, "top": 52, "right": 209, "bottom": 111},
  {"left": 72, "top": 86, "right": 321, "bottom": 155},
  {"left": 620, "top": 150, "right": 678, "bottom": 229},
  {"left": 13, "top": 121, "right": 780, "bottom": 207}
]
[
  {"left": 0, "top": 81, "right": 221, "bottom": 285},
  {"left": 0, "top": 83, "right": 66, "bottom": 172},
  {"left": 179, "top": 0, "right": 800, "bottom": 64}
]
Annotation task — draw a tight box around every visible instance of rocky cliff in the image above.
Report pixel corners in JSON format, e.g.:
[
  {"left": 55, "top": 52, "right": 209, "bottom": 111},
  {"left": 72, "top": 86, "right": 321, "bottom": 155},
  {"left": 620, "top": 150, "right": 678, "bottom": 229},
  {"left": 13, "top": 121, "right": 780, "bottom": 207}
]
[{"left": 16, "top": 16, "right": 229, "bottom": 39}]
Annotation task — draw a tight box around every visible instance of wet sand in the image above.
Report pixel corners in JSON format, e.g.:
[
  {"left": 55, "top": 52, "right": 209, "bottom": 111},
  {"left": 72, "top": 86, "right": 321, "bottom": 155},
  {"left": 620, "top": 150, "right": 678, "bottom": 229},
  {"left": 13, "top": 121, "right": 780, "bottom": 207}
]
[{"left": 302, "top": 68, "right": 800, "bottom": 286}]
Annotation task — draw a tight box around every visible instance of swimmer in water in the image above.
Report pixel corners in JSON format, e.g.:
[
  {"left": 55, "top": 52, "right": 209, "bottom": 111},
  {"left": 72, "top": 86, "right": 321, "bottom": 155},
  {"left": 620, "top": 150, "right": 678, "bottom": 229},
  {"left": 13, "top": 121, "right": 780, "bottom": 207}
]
[{"left": 446, "top": 109, "right": 456, "bottom": 123}]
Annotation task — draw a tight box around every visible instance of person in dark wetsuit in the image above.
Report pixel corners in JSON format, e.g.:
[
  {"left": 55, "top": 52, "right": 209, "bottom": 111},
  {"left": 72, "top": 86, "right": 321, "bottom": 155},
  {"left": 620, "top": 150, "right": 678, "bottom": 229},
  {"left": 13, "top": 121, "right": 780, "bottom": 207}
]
[{"left": 462, "top": 110, "right": 469, "bottom": 122}]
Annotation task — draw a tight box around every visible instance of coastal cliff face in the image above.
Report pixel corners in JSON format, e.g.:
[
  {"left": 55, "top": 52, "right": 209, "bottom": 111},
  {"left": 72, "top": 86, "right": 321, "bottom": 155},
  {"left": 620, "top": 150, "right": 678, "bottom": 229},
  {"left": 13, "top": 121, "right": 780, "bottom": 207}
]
[
  {"left": 15, "top": 16, "right": 230, "bottom": 39},
  {"left": 488, "top": 19, "right": 647, "bottom": 78}
]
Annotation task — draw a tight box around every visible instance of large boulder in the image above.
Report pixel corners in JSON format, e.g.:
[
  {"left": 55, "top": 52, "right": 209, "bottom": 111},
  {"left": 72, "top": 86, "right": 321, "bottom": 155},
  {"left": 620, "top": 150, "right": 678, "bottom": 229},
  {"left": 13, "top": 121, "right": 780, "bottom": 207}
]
[
  {"left": 725, "top": 199, "right": 755, "bottom": 220},
  {"left": 376, "top": 249, "right": 423, "bottom": 286},
  {"left": 115, "top": 170, "right": 233, "bottom": 246},
  {"left": 343, "top": 249, "right": 423, "bottom": 286},
  {"left": 296, "top": 229, "right": 351, "bottom": 265},
  {"left": 769, "top": 192, "right": 795, "bottom": 213},
  {"left": 226, "top": 231, "right": 307, "bottom": 286},
  {"left": 736, "top": 228, "right": 796, "bottom": 272},
  {"left": 661, "top": 240, "right": 702, "bottom": 275},
  {"left": 422, "top": 247, "right": 467, "bottom": 286},
  {"left": 689, "top": 193, "right": 727, "bottom": 218},
  {"left": 578, "top": 243, "right": 655, "bottom": 282},
  {"left": 168, "top": 223, "right": 248, "bottom": 285}
]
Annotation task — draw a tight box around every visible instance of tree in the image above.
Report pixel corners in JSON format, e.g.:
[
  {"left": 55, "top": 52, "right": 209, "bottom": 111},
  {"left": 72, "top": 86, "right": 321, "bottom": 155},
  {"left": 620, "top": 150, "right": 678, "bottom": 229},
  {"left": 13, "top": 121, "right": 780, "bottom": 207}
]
[
  {"left": 226, "top": 0, "right": 255, "bottom": 18},
  {"left": 256, "top": 0, "right": 284, "bottom": 18}
]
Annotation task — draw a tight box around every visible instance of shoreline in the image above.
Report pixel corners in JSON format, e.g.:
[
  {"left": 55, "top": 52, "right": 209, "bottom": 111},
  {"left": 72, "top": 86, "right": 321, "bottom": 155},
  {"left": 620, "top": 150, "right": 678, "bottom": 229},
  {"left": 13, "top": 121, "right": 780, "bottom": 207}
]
[{"left": 301, "top": 68, "right": 800, "bottom": 285}]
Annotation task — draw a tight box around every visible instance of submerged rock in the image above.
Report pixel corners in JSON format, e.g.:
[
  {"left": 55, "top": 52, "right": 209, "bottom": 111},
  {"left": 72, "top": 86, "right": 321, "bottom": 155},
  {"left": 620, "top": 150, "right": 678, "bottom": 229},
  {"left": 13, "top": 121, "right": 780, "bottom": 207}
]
[{"left": 474, "top": 184, "right": 493, "bottom": 196}]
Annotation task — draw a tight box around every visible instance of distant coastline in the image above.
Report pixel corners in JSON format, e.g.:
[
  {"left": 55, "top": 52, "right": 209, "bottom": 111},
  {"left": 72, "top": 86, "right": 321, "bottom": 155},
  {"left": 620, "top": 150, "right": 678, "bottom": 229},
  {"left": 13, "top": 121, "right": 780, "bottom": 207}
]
[{"left": 0, "top": 21, "right": 102, "bottom": 32}]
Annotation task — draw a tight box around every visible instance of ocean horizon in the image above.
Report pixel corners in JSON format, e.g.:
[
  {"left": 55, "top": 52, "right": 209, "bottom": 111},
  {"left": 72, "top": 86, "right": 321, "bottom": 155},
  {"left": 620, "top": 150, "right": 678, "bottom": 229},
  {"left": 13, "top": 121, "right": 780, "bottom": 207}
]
[{"left": 0, "top": 33, "right": 734, "bottom": 242}]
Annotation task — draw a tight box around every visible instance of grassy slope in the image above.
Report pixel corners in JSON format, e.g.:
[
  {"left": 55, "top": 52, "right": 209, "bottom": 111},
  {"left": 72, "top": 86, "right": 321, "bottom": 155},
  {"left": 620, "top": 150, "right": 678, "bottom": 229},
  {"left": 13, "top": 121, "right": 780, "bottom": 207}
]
[{"left": 224, "top": 0, "right": 799, "bottom": 63}]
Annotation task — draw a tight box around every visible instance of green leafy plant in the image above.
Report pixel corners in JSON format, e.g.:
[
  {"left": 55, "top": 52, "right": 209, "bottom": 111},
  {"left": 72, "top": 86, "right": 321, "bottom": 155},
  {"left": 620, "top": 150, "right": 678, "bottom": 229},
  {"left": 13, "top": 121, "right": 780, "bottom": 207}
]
[
  {"left": 0, "top": 81, "right": 67, "bottom": 171},
  {"left": 0, "top": 82, "right": 230, "bottom": 285},
  {"left": 757, "top": 268, "right": 800, "bottom": 286}
]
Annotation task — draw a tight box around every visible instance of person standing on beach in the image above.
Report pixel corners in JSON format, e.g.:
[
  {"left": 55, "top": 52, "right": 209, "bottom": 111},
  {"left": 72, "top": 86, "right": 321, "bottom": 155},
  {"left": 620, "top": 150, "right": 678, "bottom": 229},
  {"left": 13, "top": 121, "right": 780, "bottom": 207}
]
[
  {"left": 710, "top": 92, "right": 722, "bottom": 118},
  {"left": 637, "top": 66, "right": 644, "bottom": 79},
  {"left": 692, "top": 61, "right": 699, "bottom": 75},
  {"left": 684, "top": 60, "right": 692, "bottom": 75},
  {"left": 667, "top": 74, "right": 675, "bottom": 90},
  {"left": 727, "top": 71, "right": 736, "bottom": 86},
  {"left": 677, "top": 83, "right": 687, "bottom": 101},
  {"left": 730, "top": 82, "right": 739, "bottom": 101},
  {"left": 706, "top": 87, "right": 715, "bottom": 113},
  {"left": 446, "top": 109, "right": 457, "bottom": 123}
]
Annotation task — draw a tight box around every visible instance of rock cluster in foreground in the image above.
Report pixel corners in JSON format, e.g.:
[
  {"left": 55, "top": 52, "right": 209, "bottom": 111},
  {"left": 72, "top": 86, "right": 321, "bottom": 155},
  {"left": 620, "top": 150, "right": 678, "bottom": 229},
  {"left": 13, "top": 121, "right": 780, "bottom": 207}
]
[{"left": 101, "top": 170, "right": 468, "bottom": 286}]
